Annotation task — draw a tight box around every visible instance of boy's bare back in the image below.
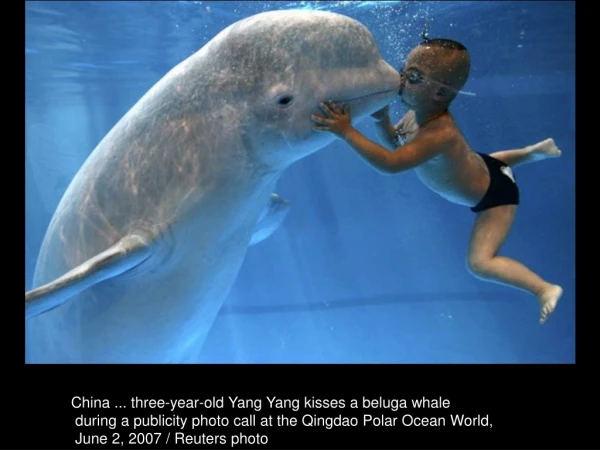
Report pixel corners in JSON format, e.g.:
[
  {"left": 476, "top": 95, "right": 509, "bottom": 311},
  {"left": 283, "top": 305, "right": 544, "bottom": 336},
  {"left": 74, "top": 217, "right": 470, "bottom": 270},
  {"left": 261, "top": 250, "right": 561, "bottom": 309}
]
[{"left": 397, "top": 110, "right": 491, "bottom": 208}]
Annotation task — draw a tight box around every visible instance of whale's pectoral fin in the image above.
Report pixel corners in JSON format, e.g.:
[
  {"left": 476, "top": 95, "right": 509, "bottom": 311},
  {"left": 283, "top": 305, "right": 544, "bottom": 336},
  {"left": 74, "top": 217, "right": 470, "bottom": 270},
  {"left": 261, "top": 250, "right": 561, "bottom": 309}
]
[
  {"left": 249, "top": 193, "right": 290, "bottom": 246},
  {"left": 25, "top": 232, "right": 156, "bottom": 320}
]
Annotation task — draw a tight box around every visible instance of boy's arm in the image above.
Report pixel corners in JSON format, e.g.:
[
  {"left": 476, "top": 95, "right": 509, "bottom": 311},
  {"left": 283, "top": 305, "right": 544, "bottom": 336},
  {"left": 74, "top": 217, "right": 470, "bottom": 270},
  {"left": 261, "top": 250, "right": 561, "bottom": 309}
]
[
  {"left": 340, "top": 127, "right": 446, "bottom": 174},
  {"left": 312, "top": 101, "right": 447, "bottom": 174}
]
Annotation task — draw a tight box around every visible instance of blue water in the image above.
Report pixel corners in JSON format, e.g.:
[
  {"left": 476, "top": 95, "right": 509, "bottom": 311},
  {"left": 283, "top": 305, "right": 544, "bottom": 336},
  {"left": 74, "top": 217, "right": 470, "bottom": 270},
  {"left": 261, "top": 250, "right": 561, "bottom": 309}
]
[{"left": 25, "top": 1, "right": 575, "bottom": 363}]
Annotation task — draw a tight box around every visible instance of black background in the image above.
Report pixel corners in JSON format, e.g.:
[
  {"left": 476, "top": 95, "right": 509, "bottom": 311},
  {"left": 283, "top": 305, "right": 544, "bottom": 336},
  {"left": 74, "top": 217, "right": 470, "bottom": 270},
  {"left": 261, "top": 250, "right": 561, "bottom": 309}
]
[
  {"left": 8, "top": 364, "right": 595, "bottom": 449},
  {"left": 13, "top": 4, "right": 592, "bottom": 450}
]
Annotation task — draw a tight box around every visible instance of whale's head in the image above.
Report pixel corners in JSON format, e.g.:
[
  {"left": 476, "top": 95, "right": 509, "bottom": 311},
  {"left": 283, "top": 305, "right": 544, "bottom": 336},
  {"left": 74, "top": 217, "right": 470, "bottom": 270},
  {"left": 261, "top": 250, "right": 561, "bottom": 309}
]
[{"left": 209, "top": 9, "right": 401, "bottom": 169}]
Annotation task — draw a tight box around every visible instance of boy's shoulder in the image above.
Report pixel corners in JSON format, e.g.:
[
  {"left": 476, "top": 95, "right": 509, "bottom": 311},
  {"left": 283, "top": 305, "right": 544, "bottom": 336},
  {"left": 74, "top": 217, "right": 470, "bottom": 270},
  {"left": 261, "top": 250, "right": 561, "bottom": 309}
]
[
  {"left": 416, "top": 114, "right": 463, "bottom": 155},
  {"left": 429, "top": 112, "right": 462, "bottom": 139}
]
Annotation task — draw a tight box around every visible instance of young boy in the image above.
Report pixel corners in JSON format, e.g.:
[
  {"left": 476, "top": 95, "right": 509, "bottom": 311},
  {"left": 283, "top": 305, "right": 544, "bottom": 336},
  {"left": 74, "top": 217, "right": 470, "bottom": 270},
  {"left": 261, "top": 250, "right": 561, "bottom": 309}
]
[{"left": 311, "top": 38, "right": 563, "bottom": 324}]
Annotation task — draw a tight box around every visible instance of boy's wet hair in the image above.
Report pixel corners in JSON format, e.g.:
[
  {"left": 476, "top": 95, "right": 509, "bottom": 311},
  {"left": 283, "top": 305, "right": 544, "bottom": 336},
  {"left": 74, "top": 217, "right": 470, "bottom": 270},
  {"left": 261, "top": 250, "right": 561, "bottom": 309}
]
[
  {"left": 419, "top": 37, "right": 468, "bottom": 52},
  {"left": 417, "top": 37, "right": 474, "bottom": 96}
]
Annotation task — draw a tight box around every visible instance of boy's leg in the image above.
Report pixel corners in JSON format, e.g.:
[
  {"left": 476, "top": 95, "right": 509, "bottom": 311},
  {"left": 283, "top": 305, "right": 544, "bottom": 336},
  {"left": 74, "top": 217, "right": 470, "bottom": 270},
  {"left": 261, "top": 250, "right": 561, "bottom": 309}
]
[
  {"left": 466, "top": 204, "right": 562, "bottom": 323},
  {"left": 490, "top": 138, "right": 561, "bottom": 168}
]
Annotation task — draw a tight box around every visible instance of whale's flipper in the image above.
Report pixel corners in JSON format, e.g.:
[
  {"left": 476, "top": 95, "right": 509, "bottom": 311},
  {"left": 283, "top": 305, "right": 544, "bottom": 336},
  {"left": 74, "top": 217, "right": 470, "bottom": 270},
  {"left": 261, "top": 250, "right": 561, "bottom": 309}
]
[
  {"left": 250, "top": 193, "right": 290, "bottom": 246},
  {"left": 25, "top": 232, "right": 156, "bottom": 320}
]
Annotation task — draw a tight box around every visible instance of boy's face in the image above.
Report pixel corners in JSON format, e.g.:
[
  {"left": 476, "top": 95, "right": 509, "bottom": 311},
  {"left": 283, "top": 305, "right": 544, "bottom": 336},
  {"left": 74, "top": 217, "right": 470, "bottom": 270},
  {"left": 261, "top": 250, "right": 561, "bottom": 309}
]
[{"left": 399, "top": 45, "right": 460, "bottom": 109}]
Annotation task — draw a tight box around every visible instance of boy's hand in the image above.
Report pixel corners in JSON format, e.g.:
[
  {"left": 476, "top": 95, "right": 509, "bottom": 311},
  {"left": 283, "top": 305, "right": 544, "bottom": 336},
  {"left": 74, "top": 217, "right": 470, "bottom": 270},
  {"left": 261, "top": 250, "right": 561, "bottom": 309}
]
[
  {"left": 370, "top": 105, "right": 390, "bottom": 122},
  {"left": 311, "top": 101, "right": 352, "bottom": 138}
]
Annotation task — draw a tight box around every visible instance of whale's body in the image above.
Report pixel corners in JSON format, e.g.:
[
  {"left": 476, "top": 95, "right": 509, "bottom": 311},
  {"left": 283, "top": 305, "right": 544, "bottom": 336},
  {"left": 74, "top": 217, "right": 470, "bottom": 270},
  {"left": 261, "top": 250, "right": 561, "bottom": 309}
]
[{"left": 25, "top": 9, "right": 400, "bottom": 363}]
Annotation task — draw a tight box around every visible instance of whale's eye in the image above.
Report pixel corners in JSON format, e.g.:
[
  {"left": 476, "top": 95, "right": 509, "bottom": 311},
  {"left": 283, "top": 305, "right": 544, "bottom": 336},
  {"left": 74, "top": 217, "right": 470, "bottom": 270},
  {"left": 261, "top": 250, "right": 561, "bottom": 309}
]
[{"left": 275, "top": 94, "right": 294, "bottom": 108}]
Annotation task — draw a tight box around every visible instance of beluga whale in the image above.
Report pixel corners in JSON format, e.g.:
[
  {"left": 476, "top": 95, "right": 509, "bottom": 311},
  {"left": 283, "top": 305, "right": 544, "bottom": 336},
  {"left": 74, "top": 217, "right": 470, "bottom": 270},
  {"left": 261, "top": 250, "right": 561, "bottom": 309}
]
[{"left": 25, "top": 9, "right": 401, "bottom": 363}]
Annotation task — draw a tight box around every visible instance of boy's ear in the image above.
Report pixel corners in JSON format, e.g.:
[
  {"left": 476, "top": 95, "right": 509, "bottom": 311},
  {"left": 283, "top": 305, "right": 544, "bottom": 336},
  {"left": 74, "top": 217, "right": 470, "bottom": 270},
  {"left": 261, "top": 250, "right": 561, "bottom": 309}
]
[
  {"left": 434, "top": 86, "right": 450, "bottom": 99},
  {"left": 433, "top": 86, "right": 455, "bottom": 103}
]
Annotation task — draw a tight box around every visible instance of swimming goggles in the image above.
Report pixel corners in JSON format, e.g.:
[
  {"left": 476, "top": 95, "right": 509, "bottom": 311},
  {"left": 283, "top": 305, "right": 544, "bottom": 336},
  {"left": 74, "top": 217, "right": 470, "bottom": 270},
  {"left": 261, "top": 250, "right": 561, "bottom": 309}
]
[{"left": 400, "top": 66, "right": 476, "bottom": 97}]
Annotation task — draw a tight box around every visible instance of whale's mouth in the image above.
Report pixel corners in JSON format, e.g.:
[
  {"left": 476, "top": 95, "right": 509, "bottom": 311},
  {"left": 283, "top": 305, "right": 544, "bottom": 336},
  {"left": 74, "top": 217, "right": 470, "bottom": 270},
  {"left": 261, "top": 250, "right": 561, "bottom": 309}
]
[{"left": 336, "top": 88, "right": 399, "bottom": 103}]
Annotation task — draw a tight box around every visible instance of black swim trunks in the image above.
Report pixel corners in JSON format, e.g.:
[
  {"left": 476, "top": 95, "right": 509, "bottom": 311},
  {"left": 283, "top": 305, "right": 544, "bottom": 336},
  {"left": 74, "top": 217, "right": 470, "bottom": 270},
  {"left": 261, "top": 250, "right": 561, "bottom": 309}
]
[{"left": 470, "top": 152, "right": 520, "bottom": 213}]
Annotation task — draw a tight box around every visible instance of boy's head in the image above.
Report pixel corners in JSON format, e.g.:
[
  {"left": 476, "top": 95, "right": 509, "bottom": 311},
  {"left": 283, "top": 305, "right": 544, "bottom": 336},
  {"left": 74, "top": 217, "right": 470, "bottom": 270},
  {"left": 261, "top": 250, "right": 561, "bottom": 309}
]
[{"left": 399, "top": 38, "right": 470, "bottom": 109}]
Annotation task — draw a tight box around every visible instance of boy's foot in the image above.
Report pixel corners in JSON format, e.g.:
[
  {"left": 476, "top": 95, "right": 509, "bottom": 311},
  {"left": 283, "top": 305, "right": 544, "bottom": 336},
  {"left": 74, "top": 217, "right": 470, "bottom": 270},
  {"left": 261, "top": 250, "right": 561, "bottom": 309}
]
[
  {"left": 538, "top": 284, "right": 563, "bottom": 324},
  {"left": 529, "top": 138, "right": 562, "bottom": 161}
]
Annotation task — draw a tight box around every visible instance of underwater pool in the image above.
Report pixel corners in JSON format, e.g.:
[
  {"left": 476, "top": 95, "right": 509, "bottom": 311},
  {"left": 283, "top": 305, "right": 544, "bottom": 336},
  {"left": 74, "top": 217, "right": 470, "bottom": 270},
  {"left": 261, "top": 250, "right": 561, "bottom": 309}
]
[{"left": 25, "top": 1, "right": 575, "bottom": 363}]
